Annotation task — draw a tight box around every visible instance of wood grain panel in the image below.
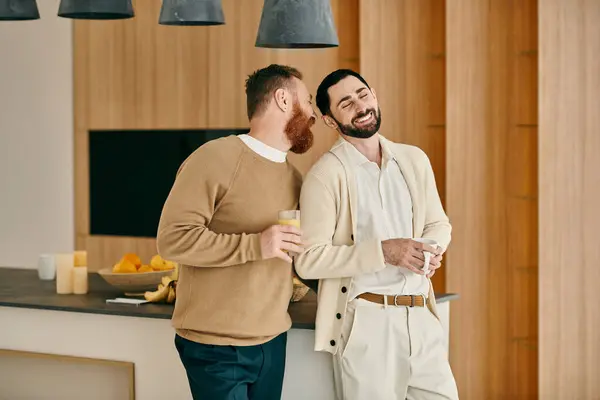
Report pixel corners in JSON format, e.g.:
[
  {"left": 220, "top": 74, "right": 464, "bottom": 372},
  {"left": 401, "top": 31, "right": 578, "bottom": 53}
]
[
  {"left": 539, "top": 0, "right": 600, "bottom": 398},
  {"left": 446, "top": 0, "right": 538, "bottom": 398},
  {"left": 447, "top": 1, "right": 499, "bottom": 395},
  {"left": 73, "top": 0, "right": 358, "bottom": 269},
  {"left": 509, "top": 3, "right": 539, "bottom": 396},
  {"left": 207, "top": 0, "right": 248, "bottom": 128},
  {"left": 83, "top": 235, "right": 158, "bottom": 271},
  {"left": 359, "top": 0, "right": 447, "bottom": 291},
  {"left": 73, "top": 20, "right": 90, "bottom": 240}
]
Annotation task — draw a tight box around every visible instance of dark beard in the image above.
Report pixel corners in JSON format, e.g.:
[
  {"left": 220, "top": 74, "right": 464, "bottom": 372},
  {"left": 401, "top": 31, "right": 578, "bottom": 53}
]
[
  {"left": 285, "top": 102, "right": 315, "bottom": 154},
  {"left": 334, "top": 107, "right": 382, "bottom": 139}
]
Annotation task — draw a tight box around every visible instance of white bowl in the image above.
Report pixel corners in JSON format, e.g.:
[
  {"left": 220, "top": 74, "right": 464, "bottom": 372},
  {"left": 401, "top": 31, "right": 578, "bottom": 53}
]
[{"left": 97, "top": 268, "right": 175, "bottom": 295}]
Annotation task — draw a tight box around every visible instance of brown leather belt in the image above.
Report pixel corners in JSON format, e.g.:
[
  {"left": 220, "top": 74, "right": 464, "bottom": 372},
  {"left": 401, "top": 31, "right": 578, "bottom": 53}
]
[{"left": 357, "top": 292, "right": 427, "bottom": 307}]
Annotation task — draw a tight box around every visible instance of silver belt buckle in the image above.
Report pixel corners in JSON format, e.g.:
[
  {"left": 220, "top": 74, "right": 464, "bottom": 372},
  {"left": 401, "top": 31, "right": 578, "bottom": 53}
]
[{"left": 393, "top": 294, "right": 400, "bottom": 307}]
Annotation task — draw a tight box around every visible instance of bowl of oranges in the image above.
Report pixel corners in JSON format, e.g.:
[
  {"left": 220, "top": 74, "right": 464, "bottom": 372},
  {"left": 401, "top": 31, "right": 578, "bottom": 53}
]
[{"left": 97, "top": 253, "right": 178, "bottom": 295}]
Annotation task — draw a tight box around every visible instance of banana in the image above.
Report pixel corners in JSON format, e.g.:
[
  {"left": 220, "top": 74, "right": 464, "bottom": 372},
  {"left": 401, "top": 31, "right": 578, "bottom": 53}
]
[
  {"left": 144, "top": 277, "right": 177, "bottom": 303},
  {"left": 144, "top": 282, "right": 170, "bottom": 302},
  {"left": 167, "top": 286, "right": 176, "bottom": 304}
]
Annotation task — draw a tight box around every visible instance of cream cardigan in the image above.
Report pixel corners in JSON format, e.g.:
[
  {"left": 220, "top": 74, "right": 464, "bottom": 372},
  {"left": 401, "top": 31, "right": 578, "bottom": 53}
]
[{"left": 295, "top": 135, "right": 451, "bottom": 354}]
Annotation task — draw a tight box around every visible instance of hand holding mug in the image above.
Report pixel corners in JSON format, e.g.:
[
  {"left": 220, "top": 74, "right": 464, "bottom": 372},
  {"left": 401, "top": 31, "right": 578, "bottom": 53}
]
[
  {"left": 412, "top": 238, "right": 441, "bottom": 275},
  {"left": 427, "top": 251, "right": 444, "bottom": 278},
  {"left": 381, "top": 238, "right": 441, "bottom": 275}
]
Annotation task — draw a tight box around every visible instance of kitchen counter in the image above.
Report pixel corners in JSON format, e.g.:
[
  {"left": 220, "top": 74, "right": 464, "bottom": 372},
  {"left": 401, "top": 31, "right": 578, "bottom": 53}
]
[
  {"left": 0, "top": 267, "right": 458, "bottom": 330},
  {"left": 0, "top": 266, "right": 458, "bottom": 400}
]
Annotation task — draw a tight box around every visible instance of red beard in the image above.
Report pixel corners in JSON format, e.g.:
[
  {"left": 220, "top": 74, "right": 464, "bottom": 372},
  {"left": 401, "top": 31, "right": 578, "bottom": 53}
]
[{"left": 285, "top": 101, "right": 315, "bottom": 154}]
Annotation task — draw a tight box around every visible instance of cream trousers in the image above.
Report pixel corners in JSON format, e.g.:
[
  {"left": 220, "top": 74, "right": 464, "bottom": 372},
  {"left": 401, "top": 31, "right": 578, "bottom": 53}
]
[{"left": 333, "top": 298, "right": 459, "bottom": 400}]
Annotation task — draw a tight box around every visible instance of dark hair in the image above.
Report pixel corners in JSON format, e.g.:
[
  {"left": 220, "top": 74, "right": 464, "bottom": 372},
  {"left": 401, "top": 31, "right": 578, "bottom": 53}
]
[
  {"left": 316, "top": 69, "right": 370, "bottom": 116},
  {"left": 245, "top": 64, "right": 303, "bottom": 120}
]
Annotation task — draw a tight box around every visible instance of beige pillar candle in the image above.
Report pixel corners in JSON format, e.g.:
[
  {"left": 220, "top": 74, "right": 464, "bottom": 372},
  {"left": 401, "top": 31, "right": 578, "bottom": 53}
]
[
  {"left": 55, "top": 253, "right": 74, "bottom": 294},
  {"left": 73, "top": 266, "right": 88, "bottom": 294},
  {"left": 74, "top": 250, "right": 87, "bottom": 267}
]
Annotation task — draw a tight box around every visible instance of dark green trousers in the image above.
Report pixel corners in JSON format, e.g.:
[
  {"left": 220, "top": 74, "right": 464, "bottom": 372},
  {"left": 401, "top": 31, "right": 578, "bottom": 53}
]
[{"left": 174, "top": 333, "right": 287, "bottom": 400}]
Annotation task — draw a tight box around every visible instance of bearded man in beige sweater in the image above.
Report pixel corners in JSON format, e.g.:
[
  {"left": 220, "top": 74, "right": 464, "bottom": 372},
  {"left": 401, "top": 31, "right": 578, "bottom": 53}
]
[
  {"left": 157, "top": 64, "right": 316, "bottom": 400},
  {"left": 295, "top": 69, "right": 459, "bottom": 399}
]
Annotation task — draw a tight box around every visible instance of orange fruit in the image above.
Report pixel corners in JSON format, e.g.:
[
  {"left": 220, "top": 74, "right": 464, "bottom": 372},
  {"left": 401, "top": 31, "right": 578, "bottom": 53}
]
[
  {"left": 114, "top": 259, "right": 137, "bottom": 273},
  {"left": 122, "top": 253, "right": 142, "bottom": 268},
  {"left": 138, "top": 265, "right": 153, "bottom": 273}
]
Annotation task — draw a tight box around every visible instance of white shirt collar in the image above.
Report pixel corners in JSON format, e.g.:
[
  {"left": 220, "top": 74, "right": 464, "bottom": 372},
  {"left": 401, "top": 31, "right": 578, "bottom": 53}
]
[
  {"left": 342, "top": 133, "right": 395, "bottom": 167},
  {"left": 238, "top": 134, "right": 287, "bottom": 163}
]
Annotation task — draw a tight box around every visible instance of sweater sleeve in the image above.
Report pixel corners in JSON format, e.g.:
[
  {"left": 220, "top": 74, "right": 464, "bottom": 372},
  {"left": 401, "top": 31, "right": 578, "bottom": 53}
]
[
  {"left": 294, "top": 171, "right": 386, "bottom": 280},
  {"left": 156, "top": 140, "right": 262, "bottom": 267}
]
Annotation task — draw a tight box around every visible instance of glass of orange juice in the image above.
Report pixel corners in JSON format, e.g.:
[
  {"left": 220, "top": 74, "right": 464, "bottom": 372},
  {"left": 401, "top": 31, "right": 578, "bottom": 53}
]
[
  {"left": 278, "top": 210, "right": 300, "bottom": 256},
  {"left": 278, "top": 210, "right": 300, "bottom": 228}
]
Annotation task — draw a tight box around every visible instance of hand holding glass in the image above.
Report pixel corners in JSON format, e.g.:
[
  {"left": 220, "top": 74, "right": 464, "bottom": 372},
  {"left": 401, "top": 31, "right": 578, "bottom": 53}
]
[
  {"left": 259, "top": 211, "right": 303, "bottom": 263},
  {"left": 278, "top": 210, "right": 302, "bottom": 256}
]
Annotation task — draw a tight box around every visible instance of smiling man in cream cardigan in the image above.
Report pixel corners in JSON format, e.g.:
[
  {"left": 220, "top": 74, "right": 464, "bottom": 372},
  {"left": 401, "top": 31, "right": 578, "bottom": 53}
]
[{"left": 295, "top": 69, "right": 459, "bottom": 400}]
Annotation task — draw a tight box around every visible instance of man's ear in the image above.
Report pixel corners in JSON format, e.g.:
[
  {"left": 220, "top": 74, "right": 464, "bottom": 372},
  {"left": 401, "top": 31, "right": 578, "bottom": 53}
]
[
  {"left": 274, "top": 88, "right": 290, "bottom": 112},
  {"left": 322, "top": 115, "right": 338, "bottom": 130}
]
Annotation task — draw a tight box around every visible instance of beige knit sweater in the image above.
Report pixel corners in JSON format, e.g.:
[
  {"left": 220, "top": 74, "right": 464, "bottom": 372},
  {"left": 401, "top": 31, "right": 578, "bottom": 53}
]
[{"left": 157, "top": 135, "right": 302, "bottom": 346}]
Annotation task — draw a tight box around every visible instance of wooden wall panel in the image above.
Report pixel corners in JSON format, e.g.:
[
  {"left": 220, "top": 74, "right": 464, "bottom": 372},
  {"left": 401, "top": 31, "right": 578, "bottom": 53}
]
[
  {"left": 539, "top": 0, "right": 600, "bottom": 398},
  {"left": 73, "top": 0, "right": 357, "bottom": 270},
  {"left": 359, "top": 0, "right": 447, "bottom": 291},
  {"left": 509, "top": 2, "right": 539, "bottom": 398},
  {"left": 446, "top": 0, "right": 538, "bottom": 398},
  {"left": 0, "top": 350, "right": 134, "bottom": 400}
]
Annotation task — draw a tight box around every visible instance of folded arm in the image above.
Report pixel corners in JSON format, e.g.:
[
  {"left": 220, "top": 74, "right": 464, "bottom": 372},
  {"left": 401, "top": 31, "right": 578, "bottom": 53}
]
[{"left": 294, "top": 172, "right": 386, "bottom": 280}]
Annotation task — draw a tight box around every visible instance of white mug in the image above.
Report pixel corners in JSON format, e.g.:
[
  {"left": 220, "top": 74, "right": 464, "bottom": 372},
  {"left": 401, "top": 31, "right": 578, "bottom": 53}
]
[
  {"left": 412, "top": 238, "right": 439, "bottom": 274},
  {"left": 38, "top": 254, "right": 56, "bottom": 280}
]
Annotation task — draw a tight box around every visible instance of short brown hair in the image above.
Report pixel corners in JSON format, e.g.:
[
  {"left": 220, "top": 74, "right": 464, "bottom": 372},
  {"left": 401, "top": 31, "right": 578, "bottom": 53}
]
[{"left": 245, "top": 64, "right": 303, "bottom": 120}]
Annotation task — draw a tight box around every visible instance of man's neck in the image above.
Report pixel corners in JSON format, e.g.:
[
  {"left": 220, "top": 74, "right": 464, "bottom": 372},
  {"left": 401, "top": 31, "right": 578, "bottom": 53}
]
[
  {"left": 343, "top": 134, "right": 382, "bottom": 166},
  {"left": 248, "top": 119, "right": 290, "bottom": 152}
]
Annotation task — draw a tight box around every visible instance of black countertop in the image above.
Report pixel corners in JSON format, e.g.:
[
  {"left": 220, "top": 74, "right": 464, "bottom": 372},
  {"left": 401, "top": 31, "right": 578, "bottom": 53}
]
[{"left": 0, "top": 267, "right": 458, "bottom": 330}]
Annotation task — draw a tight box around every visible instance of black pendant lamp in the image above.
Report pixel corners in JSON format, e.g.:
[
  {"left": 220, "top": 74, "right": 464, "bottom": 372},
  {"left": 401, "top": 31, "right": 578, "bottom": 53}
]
[
  {"left": 0, "top": 0, "right": 39, "bottom": 21},
  {"left": 255, "top": 0, "right": 339, "bottom": 49},
  {"left": 159, "top": 0, "right": 225, "bottom": 26},
  {"left": 58, "top": 0, "right": 134, "bottom": 20}
]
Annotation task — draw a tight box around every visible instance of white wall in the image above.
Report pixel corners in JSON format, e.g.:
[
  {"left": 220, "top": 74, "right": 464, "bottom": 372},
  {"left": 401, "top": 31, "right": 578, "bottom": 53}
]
[{"left": 0, "top": 0, "right": 74, "bottom": 268}]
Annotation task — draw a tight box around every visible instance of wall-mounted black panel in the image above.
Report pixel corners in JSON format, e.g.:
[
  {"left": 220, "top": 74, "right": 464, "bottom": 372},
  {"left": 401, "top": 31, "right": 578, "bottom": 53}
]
[{"left": 89, "top": 129, "right": 248, "bottom": 237}]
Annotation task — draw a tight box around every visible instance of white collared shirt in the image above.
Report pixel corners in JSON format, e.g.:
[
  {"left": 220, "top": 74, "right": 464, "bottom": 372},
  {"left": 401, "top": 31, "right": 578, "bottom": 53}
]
[
  {"left": 348, "top": 139, "right": 430, "bottom": 299},
  {"left": 238, "top": 134, "right": 287, "bottom": 163}
]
